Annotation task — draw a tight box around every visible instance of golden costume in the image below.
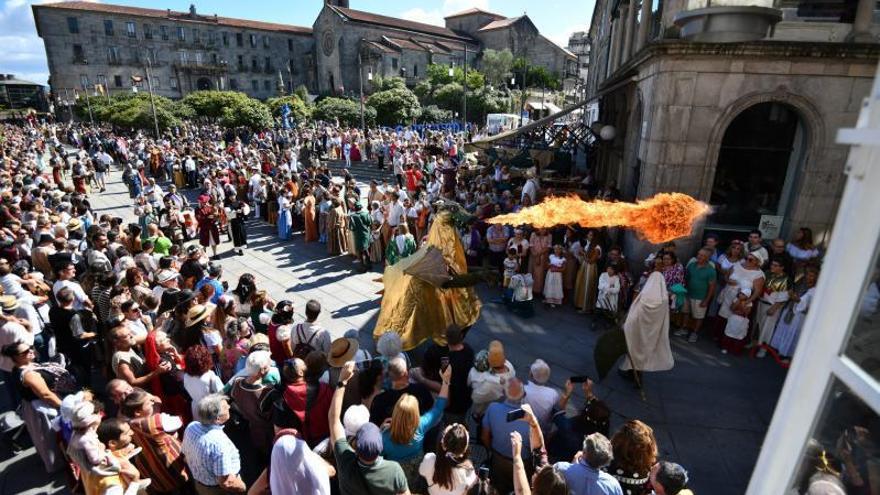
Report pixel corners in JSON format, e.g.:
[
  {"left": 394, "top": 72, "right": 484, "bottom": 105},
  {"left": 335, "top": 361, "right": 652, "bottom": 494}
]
[{"left": 374, "top": 210, "right": 482, "bottom": 350}]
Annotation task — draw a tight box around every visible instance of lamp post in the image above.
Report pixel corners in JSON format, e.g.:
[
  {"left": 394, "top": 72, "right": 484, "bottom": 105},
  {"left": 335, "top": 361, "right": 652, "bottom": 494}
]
[
  {"left": 143, "top": 52, "right": 161, "bottom": 139},
  {"left": 462, "top": 44, "right": 468, "bottom": 134},
  {"left": 358, "top": 49, "right": 366, "bottom": 132},
  {"left": 82, "top": 85, "right": 94, "bottom": 125}
]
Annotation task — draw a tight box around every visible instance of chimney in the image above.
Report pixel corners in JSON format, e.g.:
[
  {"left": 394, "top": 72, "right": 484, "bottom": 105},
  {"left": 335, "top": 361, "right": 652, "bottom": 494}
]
[{"left": 189, "top": 4, "right": 197, "bottom": 16}]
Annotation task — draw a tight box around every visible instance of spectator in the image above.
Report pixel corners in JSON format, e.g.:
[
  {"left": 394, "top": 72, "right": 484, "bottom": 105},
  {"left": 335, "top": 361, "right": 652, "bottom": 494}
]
[
  {"left": 482, "top": 377, "right": 531, "bottom": 495},
  {"left": 182, "top": 394, "right": 246, "bottom": 493},
  {"left": 468, "top": 341, "right": 515, "bottom": 416},
  {"left": 554, "top": 433, "right": 622, "bottom": 495},
  {"left": 182, "top": 345, "right": 224, "bottom": 419},
  {"left": 524, "top": 359, "right": 561, "bottom": 433},
  {"left": 419, "top": 423, "right": 477, "bottom": 495},
  {"left": 121, "top": 388, "right": 189, "bottom": 492},
  {"left": 330, "top": 361, "right": 410, "bottom": 495},
  {"left": 649, "top": 461, "right": 691, "bottom": 495},
  {"left": 416, "top": 325, "right": 475, "bottom": 424},
  {"left": 227, "top": 350, "right": 274, "bottom": 453},
  {"left": 382, "top": 364, "right": 451, "bottom": 488},
  {"left": 675, "top": 248, "right": 717, "bottom": 344},
  {"left": 288, "top": 299, "right": 332, "bottom": 358},
  {"left": 608, "top": 420, "right": 658, "bottom": 494},
  {"left": 371, "top": 355, "right": 434, "bottom": 425}
]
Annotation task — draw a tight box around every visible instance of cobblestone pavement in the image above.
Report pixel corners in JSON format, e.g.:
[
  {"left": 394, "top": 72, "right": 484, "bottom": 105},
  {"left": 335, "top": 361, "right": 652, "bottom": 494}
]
[{"left": 0, "top": 164, "right": 787, "bottom": 494}]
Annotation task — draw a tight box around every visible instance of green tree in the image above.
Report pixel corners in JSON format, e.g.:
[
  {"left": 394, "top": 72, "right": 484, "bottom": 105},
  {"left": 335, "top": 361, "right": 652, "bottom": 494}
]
[
  {"left": 480, "top": 49, "right": 514, "bottom": 86},
  {"left": 420, "top": 105, "right": 453, "bottom": 123},
  {"left": 293, "top": 84, "right": 309, "bottom": 102},
  {"left": 265, "top": 95, "right": 312, "bottom": 121},
  {"left": 75, "top": 92, "right": 188, "bottom": 131},
  {"left": 511, "top": 58, "right": 561, "bottom": 90},
  {"left": 467, "top": 86, "right": 509, "bottom": 123},
  {"left": 219, "top": 97, "right": 273, "bottom": 129},
  {"left": 180, "top": 90, "right": 252, "bottom": 120},
  {"left": 425, "top": 64, "right": 485, "bottom": 90},
  {"left": 313, "top": 97, "right": 375, "bottom": 126},
  {"left": 366, "top": 86, "right": 421, "bottom": 126},
  {"left": 432, "top": 82, "right": 464, "bottom": 113}
]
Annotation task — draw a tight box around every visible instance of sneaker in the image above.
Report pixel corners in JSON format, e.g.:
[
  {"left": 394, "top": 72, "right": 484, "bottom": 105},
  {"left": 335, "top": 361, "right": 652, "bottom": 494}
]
[
  {"left": 688, "top": 333, "right": 698, "bottom": 343},
  {"left": 756, "top": 348, "right": 767, "bottom": 358},
  {"left": 673, "top": 328, "right": 688, "bottom": 338}
]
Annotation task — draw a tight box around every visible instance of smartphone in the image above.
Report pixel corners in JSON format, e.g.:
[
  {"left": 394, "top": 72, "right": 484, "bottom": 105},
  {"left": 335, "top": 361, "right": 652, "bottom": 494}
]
[
  {"left": 506, "top": 408, "right": 526, "bottom": 422},
  {"left": 478, "top": 466, "right": 490, "bottom": 480},
  {"left": 440, "top": 356, "right": 450, "bottom": 372},
  {"left": 570, "top": 375, "right": 590, "bottom": 383}
]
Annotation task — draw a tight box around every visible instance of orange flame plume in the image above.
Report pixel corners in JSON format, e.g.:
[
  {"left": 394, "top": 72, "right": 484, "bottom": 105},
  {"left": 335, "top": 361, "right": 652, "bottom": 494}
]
[{"left": 487, "top": 193, "right": 711, "bottom": 244}]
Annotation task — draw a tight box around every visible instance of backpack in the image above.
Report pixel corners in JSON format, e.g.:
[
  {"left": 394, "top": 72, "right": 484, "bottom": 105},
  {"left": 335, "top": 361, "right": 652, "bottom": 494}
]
[{"left": 291, "top": 324, "right": 318, "bottom": 360}]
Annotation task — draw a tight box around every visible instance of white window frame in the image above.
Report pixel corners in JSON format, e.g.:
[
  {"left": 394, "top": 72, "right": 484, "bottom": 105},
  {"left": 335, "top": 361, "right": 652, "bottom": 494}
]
[{"left": 747, "top": 62, "right": 880, "bottom": 493}]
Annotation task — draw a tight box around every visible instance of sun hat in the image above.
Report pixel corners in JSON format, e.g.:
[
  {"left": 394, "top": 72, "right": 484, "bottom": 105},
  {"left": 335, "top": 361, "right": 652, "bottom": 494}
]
[
  {"left": 0, "top": 295, "right": 20, "bottom": 313},
  {"left": 328, "top": 337, "right": 359, "bottom": 368},
  {"left": 343, "top": 404, "right": 370, "bottom": 438},
  {"left": 184, "top": 303, "right": 216, "bottom": 328},
  {"left": 156, "top": 270, "right": 178, "bottom": 284}
]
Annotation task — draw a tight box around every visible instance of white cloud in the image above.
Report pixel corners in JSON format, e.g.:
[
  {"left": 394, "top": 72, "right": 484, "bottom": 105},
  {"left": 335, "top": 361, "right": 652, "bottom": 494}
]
[
  {"left": 547, "top": 22, "right": 584, "bottom": 49},
  {"left": 399, "top": 0, "right": 491, "bottom": 27}
]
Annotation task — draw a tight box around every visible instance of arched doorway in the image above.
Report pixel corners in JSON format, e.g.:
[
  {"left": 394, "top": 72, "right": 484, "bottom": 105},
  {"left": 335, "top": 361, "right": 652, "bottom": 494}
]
[
  {"left": 196, "top": 77, "right": 213, "bottom": 90},
  {"left": 707, "top": 102, "right": 807, "bottom": 236}
]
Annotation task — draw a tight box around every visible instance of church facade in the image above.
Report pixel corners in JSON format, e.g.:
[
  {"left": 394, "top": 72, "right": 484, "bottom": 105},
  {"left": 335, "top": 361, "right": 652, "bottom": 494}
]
[{"left": 33, "top": 0, "right": 576, "bottom": 101}]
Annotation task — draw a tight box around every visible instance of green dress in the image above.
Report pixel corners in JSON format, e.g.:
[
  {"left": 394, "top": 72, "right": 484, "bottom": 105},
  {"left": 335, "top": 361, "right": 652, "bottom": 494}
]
[
  {"left": 348, "top": 210, "right": 372, "bottom": 254},
  {"left": 386, "top": 234, "right": 417, "bottom": 266}
]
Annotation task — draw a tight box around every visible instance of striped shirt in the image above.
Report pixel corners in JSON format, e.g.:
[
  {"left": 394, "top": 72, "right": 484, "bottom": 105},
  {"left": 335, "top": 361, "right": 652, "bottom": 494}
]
[{"left": 181, "top": 422, "right": 240, "bottom": 487}]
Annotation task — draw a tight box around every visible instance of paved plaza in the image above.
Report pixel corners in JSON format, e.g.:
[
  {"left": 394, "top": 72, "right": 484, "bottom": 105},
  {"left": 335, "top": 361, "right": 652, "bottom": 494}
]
[{"left": 0, "top": 165, "right": 788, "bottom": 495}]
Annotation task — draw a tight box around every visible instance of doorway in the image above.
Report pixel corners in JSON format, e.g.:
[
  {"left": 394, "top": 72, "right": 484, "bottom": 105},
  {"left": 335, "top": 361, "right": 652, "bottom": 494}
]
[
  {"left": 196, "top": 77, "right": 213, "bottom": 90},
  {"left": 707, "top": 102, "right": 806, "bottom": 235}
]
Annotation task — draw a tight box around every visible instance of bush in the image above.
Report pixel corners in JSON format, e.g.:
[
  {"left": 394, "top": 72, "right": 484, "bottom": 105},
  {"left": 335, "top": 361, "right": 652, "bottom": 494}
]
[
  {"left": 366, "top": 87, "right": 421, "bottom": 126},
  {"left": 75, "top": 93, "right": 188, "bottom": 131}
]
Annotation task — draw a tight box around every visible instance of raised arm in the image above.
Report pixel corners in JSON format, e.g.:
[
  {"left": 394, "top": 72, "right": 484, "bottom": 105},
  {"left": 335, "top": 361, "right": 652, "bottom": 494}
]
[{"left": 329, "top": 361, "right": 356, "bottom": 444}]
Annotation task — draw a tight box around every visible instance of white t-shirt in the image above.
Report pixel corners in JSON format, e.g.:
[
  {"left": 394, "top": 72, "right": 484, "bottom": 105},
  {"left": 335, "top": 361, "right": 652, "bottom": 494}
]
[
  {"left": 419, "top": 453, "right": 477, "bottom": 495},
  {"left": 523, "top": 382, "right": 561, "bottom": 432},
  {"left": 53, "top": 280, "right": 89, "bottom": 311},
  {"left": 183, "top": 371, "right": 224, "bottom": 417},
  {"left": 0, "top": 274, "right": 37, "bottom": 304},
  {"left": 289, "top": 321, "right": 332, "bottom": 356}
]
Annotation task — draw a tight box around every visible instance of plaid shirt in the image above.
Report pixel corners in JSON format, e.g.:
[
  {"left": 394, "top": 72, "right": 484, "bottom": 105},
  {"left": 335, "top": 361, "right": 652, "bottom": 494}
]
[{"left": 181, "top": 422, "right": 240, "bottom": 486}]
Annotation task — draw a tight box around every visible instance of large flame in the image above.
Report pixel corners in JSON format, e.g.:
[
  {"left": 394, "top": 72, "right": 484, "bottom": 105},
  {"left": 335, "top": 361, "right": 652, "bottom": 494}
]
[{"left": 487, "top": 193, "right": 711, "bottom": 244}]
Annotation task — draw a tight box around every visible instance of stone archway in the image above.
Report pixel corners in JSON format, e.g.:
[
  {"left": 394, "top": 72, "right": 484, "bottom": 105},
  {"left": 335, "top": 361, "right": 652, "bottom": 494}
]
[
  {"left": 196, "top": 77, "right": 214, "bottom": 91},
  {"left": 700, "top": 91, "right": 825, "bottom": 234}
]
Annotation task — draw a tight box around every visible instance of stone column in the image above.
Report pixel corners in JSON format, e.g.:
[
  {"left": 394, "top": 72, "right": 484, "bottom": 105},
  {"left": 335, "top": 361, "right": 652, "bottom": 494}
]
[
  {"left": 611, "top": 7, "right": 626, "bottom": 72},
  {"left": 622, "top": 0, "right": 637, "bottom": 62},
  {"left": 637, "top": 0, "right": 653, "bottom": 50},
  {"left": 848, "top": 0, "right": 875, "bottom": 42}
]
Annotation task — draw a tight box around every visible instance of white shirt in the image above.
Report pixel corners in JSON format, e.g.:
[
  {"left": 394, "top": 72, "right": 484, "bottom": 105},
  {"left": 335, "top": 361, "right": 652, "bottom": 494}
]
[
  {"left": 522, "top": 178, "right": 538, "bottom": 203},
  {"left": 387, "top": 201, "right": 405, "bottom": 227},
  {"left": 183, "top": 371, "right": 224, "bottom": 417},
  {"left": 0, "top": 274, "right": 37, "bottom": 304},
  {"left": 53, "top": 279, "right": 89, "bottom": 311},
  {"left": 288, "top": 321, "right": 332, "bottom": 355},
  {"left": 419, "top": 453, "right": 477, "bottom": 495},
  {"left": 523, "top": 382, "right": 561, "bottom": 432}
]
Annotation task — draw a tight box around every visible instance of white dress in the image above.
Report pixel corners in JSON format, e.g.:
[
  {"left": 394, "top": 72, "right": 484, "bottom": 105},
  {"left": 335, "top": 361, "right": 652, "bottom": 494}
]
[
  {"left": 718, "top": 265, "right": 765, "bottom": 319},
  {"left": 770, "top": 287, "right": 814, "bottom": 357},
  {"left": 543, "top": 254, "right": 565, "bottom": 304},
  {"left": 596, "top": 272, "right": 621, "bottom": 312}
]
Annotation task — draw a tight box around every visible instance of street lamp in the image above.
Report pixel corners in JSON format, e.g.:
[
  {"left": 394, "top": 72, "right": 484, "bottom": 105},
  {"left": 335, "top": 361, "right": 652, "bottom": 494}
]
[{"left": 449, "top": 63, "right": 455, "bottom": 78}]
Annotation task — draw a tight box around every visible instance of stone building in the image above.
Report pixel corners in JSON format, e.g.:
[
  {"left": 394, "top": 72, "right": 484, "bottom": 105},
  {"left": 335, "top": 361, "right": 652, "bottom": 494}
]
[
  {"left": 313, "top": 3, "right": 577, "bottom": 96},
  {"left": 585, "top": 0, "right": 880, "bottom": 261},
  {"left": 32, "top": 2, "right": 314, "bottom": 100},
  {"left": 33, "top": 1, "right": 576, "bottom": 103}
]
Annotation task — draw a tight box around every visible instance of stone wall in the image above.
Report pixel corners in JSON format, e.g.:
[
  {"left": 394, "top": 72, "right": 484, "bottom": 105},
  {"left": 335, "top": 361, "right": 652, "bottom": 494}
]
[
  {"left": 445, "top": 13, "right": 498, "bottom": 35},
  {"left": 608, "top": 43, "right": 879, "bottom": 262},
  {"left": 35, "top": 5, "right": 313, "bottom": 100}
]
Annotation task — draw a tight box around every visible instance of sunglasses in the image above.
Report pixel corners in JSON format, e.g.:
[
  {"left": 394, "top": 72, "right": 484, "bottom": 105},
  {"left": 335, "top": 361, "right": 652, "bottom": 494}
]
[{"left": 16, "top": 346, "right": 34, "bottom": 356}]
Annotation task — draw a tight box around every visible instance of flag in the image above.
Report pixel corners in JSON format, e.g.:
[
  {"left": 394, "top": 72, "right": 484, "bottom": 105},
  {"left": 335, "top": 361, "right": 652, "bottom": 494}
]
[{"left": 95, "top": 84, "right": 105, "bottom": 95}]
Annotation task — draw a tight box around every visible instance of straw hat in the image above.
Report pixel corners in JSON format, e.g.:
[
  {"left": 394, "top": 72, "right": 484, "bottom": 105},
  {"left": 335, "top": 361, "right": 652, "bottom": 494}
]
[
  {"left": 184, "top": 303, "right": 215, "bottom": 328},
  {"left": 328, "top": 337, "right": 359, "bottom": 368},
  {"left": 0, "top": 295, "right": 19, "bottom": 313}
]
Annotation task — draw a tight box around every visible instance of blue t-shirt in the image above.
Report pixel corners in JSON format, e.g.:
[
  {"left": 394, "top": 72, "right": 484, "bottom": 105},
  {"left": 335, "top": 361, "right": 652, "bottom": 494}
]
[
  {"left": 482, "top": 401, "right": 531, "bottom": 457},
  {"left": 554, "top": 459, "right": 623, "bottom": 495},
  {"left": 381, "top": 397, "right": 446, "bottom": 462}
]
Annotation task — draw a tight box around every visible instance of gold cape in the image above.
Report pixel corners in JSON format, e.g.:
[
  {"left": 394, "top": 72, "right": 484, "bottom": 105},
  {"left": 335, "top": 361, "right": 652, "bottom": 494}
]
[{"left": 373, "top": 211, "right": 482, "bottom": 350}]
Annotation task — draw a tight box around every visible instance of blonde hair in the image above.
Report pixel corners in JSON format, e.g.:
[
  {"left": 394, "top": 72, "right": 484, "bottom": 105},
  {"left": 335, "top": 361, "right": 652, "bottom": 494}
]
[{"left": 389, "top": 394, "right": 420, "bottom": 445}]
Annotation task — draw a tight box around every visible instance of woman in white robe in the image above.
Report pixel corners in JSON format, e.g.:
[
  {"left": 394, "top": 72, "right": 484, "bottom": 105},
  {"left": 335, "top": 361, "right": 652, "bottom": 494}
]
[{"left": 620, "top": 269, "right": 674, "bottom": 373}]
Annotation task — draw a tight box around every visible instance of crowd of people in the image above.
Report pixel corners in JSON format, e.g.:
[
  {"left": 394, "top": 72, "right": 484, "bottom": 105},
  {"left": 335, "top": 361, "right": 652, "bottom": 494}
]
[{"left": 0, "top": 115, "right": 864, "bottom": 495}]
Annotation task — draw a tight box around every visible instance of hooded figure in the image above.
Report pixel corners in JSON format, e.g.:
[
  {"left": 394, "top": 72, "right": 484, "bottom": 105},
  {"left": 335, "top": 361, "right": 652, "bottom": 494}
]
[{"left": 619, "top": 270, "right": 674, "bottom": 373}]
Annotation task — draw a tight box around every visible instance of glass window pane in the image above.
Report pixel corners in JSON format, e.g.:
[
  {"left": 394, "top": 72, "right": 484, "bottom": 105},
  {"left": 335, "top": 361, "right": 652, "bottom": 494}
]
[
  {"left": 788, "top": 378, "right": 880, "bottom": 494},
  {"left": 843, "top": 241, "right": 880, "bottom": 382}
]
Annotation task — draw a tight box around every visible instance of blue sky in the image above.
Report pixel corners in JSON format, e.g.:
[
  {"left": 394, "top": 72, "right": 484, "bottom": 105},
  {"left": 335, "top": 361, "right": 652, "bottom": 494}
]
[{"left": 1, "top": 0, "right": 594, "bottom": 86}]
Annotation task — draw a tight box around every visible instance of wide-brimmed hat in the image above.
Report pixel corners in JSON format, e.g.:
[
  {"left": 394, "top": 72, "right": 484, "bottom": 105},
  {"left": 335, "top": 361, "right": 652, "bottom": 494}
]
[
  {"left": 0, "top": 295, "right": 20, "bottom": 313},
  {"left": 328, "top": 337, "right": 359, "bottom": 368},
  {"left": 184, "top": 303, "right": 215, "bottom": 328},
  {"left": 156, "top": 269, "right": 178, "bottom": 284},
  {"left": 67, "top": 218, "right": 82, "bottom": 231}
]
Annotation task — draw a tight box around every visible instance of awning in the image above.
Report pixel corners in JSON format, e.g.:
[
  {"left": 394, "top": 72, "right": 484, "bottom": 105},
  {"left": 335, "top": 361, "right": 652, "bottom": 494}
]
[{"left": 525, "top": 101, "right": 562, "bottom": 113}]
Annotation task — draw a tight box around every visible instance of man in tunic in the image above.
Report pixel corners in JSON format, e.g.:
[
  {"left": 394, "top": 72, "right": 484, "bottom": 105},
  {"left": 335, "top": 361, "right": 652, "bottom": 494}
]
[
  {"left": 619, "top": 266, "right": 674, "bottom": 380},
  {"left": 348, "top": 201, "right": 373, "bottom": 272}
]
